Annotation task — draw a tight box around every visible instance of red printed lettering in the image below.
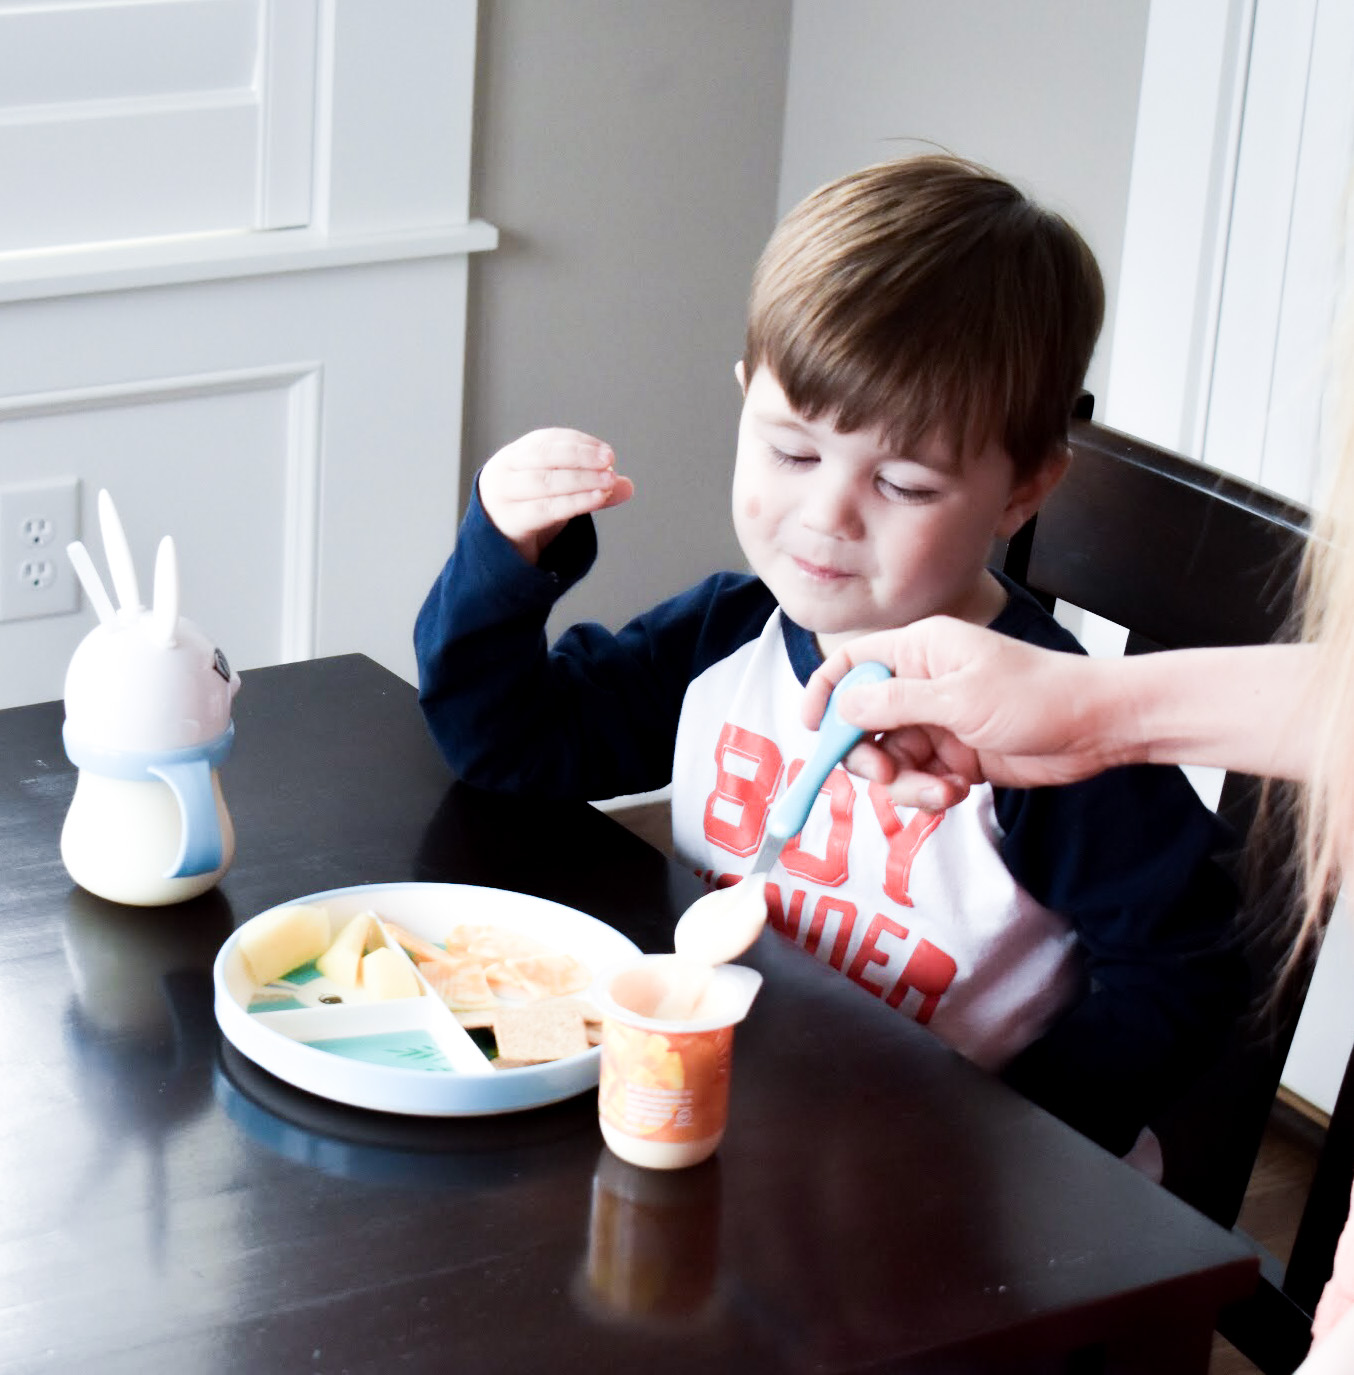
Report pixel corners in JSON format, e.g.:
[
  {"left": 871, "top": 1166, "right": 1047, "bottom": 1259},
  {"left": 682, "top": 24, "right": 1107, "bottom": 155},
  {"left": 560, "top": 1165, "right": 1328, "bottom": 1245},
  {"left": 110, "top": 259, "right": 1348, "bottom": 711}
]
[
  {"left": 844, "top": 912, "right": 910, "bottom": 997},
  {"left": 764, "top": 882, "right": 807, "bottom": 940},
  {"left": 695, "top": 869, "right": 750, "bottom": 892},
  {"left": 803, "top": 895, "right": 858, "bottom": 969},
  {"left": 780, "top": 762, "right": 855, "bottom": 886},
  {"left": 885, "top": 939, "right": 957, "bottom": 1023},
  {"left": 704, "top": 725, "right": 783, "bottom": 857},
  {"left": 869, "top": 784, "right": 944, "bottom": 907}
]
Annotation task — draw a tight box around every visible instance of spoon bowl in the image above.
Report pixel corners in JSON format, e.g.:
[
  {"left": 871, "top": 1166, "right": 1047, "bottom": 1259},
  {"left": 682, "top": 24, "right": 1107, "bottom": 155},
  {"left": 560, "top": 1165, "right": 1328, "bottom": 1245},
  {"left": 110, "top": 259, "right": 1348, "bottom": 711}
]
[
  {"left": 666, "top": 661, "right": 893, "bottom": 1014},
  {"left": 672, "top": 873, "right": 770, "bottom": 969}
]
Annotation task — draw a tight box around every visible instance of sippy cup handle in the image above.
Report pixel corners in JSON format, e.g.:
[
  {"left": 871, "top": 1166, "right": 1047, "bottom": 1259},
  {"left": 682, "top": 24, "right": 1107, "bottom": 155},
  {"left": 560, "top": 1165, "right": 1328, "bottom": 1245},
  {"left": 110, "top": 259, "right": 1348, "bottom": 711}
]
[{"left": 148, "top": 756, "right": 223, "bottom": 879}]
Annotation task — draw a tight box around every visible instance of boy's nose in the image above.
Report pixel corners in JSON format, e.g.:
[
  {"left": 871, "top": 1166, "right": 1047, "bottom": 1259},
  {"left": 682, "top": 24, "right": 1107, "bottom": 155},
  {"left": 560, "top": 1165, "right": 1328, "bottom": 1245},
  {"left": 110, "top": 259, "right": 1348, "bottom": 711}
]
[{"left": 798, "top": 475, "right": 864, "bottom": 540}]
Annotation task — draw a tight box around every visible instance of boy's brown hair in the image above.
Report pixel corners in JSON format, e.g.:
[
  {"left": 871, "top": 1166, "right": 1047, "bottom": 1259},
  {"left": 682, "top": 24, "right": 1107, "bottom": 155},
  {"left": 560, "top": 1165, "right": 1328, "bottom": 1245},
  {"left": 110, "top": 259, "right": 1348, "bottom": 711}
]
[{"left": 743, "top": 155, "right": 1104, "bottom": 478}]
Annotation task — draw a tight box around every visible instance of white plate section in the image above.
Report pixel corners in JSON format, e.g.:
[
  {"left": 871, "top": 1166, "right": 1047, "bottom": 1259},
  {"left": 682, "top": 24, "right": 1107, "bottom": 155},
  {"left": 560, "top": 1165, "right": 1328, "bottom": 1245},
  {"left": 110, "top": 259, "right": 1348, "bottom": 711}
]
[{"left": 214, "top": 881, "right": 642, "bottom": 1116}]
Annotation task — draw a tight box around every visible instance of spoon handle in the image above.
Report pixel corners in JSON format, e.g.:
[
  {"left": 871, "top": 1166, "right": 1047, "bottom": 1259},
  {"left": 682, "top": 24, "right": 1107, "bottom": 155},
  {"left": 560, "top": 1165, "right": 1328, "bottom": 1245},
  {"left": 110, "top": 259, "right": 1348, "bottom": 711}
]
[{"left": 768, "top": 660, "right": 892, "bottom": 842}]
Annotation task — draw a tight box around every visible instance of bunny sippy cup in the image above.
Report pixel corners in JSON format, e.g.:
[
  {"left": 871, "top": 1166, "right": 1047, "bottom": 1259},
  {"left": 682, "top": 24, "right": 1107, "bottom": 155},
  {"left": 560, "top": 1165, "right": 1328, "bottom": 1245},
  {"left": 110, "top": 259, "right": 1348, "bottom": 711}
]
[{"left": 60, "top": 491, "right": 241, "bottom": 907}]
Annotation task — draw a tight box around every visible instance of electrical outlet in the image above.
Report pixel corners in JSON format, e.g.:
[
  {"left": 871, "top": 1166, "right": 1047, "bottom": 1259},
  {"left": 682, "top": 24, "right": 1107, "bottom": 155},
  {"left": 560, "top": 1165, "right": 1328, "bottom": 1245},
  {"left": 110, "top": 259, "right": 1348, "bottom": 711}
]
[{"left": 0, "top": 477, "right": 81, "bottom": 622}]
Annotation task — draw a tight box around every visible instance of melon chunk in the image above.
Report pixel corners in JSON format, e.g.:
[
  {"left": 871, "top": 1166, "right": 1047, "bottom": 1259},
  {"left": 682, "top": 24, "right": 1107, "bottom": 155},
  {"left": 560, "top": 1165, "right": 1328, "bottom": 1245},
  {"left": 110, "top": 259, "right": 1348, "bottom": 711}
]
[
  {"left": 238, "top": 905, "right": 330, "bottom": 986},
  {"left": 361, "top": 945, "right": 421, "bottom": 1001},
  {"left": 316, "top": 912, "right": 375, "bottom": 988}
]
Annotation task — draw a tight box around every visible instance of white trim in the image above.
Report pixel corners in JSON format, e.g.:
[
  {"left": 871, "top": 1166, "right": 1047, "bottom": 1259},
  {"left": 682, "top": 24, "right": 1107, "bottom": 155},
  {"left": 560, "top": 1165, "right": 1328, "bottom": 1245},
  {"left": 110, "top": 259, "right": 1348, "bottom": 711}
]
[
  {"left": 0, "top": 1, "right": 222, "bottom": 18},
  {"left": 1201, "top": 0, "right": 1319, "bottom": 486},
  {"left": 0, "top": 87, "right": 257, "bottom": 128},
  {"left": 0, "top": 360, "right": 316, "bottom": 417},
  {"left": 280, "top": 367, "right": 323, "bottom": 661},
  {"left": 306, "top": 0, "right": 336, "bottom": 234},
  {"left": 0, "top": 220, "right": 498, "bottom": 304},
  {"left": 1207, "top": 0, "right": 1354, "bottom": 503},
  {"left": 1103, "top": 0, "right": 1253, "bottom": 455},
  {"left": 257, "top": 0, "right": 319, "bottom": 229},
  {"left": 0, "top": 361, "right": 327, "bottom": 664},
  {"left": 592, "top": 784, "right": 674, "bottom": 813}
]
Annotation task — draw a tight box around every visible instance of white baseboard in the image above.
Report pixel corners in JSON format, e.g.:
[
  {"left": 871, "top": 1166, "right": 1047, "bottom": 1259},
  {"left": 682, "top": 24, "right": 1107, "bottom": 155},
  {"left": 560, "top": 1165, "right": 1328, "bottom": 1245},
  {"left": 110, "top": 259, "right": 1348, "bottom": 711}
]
[{"left": 591, "top": 784, "right": 673, "bottom": 813}]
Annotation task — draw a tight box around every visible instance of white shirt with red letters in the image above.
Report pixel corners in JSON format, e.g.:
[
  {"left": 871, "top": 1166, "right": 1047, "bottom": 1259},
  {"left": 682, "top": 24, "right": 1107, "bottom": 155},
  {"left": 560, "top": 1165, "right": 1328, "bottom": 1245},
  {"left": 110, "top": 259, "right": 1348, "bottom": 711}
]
[{"left": 671, "top": 610, "right": 1082, "bottom": 1071}]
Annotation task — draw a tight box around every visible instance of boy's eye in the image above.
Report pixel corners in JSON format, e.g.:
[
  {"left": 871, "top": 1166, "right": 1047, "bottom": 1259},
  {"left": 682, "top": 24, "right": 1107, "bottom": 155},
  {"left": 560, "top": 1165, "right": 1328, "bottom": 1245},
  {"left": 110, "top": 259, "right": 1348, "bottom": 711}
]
[
  {"left": 769, "top": 446, "right": 816, "bottom": 468},
  {"left": 876, "top": 474, "right": 937, "bottom": 503}
]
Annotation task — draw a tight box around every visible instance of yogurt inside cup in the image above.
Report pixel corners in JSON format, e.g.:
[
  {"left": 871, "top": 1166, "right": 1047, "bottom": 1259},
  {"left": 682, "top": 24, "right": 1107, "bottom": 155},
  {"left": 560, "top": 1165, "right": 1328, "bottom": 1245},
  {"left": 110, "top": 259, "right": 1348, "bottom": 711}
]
[{"left": 593, "top": 955, "right": 762, "bottom": 1170}]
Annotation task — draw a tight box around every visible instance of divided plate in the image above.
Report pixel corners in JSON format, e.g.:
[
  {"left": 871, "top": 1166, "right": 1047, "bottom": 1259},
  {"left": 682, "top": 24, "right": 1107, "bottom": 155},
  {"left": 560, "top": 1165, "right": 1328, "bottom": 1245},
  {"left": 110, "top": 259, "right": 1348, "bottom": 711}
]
[{"left": 213, "top": 881, "right": 641, "bottom": 1116}]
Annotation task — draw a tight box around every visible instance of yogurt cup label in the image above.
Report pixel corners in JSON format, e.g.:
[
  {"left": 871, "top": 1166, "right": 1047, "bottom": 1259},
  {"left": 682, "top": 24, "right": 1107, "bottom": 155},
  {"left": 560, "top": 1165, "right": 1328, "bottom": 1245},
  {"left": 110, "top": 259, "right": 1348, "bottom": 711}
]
[{"left": 599, "top": 1021, "right": 733, "bottom": 1144}]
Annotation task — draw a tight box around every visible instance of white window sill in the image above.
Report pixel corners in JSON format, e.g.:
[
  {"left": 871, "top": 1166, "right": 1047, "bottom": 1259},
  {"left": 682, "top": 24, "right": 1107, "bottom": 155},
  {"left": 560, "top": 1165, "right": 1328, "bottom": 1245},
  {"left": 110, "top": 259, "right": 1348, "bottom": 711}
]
[{"left": 0, "top": 220, "right": 499, "bottom": 304}]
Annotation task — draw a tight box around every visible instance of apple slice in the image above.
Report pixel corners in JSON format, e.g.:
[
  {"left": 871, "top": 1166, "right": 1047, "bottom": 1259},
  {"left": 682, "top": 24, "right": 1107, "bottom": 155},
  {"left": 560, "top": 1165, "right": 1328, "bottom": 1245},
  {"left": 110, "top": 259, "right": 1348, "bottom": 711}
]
[
  {"left": 361, "top": 945, "right": 422, "bottom": 1000},
  {"left": 316, "top": 912, "right": 375, "bottom": 988},
  {"left": 238, "top": 905, "right": 330, "bottom": 986}
]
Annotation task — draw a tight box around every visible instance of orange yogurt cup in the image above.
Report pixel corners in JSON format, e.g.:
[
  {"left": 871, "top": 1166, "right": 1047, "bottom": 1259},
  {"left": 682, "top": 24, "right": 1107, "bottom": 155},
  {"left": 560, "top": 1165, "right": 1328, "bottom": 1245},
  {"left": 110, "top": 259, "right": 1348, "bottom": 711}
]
[{"left": 593, "top": 956, "right": 761, "bottom": 1170}]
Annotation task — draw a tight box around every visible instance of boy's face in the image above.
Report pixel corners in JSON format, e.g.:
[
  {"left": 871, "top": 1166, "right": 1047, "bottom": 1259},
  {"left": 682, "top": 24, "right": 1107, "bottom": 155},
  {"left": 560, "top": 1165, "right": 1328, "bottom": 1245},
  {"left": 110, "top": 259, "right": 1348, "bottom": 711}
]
[{"left": 732, "top": 367, "right": 1062, "bottom": 655}]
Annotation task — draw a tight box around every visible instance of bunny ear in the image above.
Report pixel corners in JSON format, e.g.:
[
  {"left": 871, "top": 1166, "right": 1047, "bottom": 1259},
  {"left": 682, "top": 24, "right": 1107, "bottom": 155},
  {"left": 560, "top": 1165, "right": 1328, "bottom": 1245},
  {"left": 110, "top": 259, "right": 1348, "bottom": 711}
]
[
  {"left": 151, "top": 536, "right": 179, "bottom": 647},
  {"left": 98, "top": 489, "right": 142, "bottom": 615},
  {"left": 66, "top": 540, "right": 117, "bottom": 626}
]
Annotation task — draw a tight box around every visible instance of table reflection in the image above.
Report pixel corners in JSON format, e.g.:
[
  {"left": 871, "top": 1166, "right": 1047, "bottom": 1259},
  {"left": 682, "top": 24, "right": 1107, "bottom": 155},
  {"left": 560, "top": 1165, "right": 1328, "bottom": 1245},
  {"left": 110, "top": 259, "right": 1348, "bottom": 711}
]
[
  {"left": 579, "top": 1149, "right": 724, "bottom": 1331},
  {"left": 59, "top": 886, "right": 232, "bottom": 1266},
  {"left": 215, "top": 1042, "right": 600, "bottom": 1189}
]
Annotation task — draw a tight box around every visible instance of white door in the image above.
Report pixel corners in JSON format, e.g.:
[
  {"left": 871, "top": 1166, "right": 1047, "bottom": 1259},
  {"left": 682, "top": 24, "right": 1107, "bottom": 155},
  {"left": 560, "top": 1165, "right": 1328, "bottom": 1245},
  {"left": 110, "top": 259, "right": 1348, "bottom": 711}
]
[
  {"left": 0, "top": 0, "right": 317, "bottom": 251},
  {"left": 0, "top": 0, "right": 496, "bottom": 708},
  {"left": 1104, "top": 0, "right": 1354, "bottom": 1116}
]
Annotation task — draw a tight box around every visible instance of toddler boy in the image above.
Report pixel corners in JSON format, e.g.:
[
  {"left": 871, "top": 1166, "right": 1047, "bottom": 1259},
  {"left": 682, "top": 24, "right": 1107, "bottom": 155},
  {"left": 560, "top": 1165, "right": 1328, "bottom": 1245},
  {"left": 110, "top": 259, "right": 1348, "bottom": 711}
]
[{"left": 415, "top": 156, "right": 1244, "bottom": 1157}]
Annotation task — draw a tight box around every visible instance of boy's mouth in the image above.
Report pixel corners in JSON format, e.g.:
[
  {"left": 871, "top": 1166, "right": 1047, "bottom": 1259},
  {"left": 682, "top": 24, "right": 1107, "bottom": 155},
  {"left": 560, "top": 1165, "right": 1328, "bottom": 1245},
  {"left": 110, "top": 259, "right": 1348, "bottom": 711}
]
[{"left": 791, "top": 556, "right": 852, "bottom": 583}]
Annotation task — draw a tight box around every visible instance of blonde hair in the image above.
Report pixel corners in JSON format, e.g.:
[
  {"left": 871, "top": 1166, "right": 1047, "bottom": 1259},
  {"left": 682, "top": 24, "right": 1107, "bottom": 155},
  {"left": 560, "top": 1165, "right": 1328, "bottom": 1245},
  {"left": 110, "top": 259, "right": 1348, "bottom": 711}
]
[
  {"left": 743, "top": 155, "right": 1105, "bottom": 478},
  {"left": 1295, "top": 302, "right": 1354, "bottom": 960}
]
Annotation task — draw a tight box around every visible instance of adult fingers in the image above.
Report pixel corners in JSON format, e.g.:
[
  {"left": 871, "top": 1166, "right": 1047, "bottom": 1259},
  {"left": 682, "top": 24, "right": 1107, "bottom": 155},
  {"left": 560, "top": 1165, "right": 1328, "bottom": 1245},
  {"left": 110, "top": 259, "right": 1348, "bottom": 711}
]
[
  {"left": 833, "top": 675, "right": 957, "bottom": 736},
  {"left": 878, "top": 769, "right": 972, "bottom": 812},
  {"left": 801, "top": 621, "right": 962, "bottom": 729}
]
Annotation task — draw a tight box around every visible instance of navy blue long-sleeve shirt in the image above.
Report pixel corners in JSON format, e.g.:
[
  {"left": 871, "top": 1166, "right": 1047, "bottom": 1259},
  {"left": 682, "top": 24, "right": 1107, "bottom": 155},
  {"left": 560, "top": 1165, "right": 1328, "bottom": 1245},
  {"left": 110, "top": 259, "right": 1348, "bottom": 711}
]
[{"left": 416, "top": 486, "right": 1247, "bottom": 1156}]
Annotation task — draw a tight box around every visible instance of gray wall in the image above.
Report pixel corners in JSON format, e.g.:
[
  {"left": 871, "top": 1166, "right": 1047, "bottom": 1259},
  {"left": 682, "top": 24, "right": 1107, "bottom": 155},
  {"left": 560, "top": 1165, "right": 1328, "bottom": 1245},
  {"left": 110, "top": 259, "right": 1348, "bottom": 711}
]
[
  {"left": 463, "top": 1, "right": 792, "bottom": 636},
  {"left": 778, "top": 0, "right": 1151, "bottom": 410},
  {"left": 461, "top": 1, "right": 1152, "bottom": 642}
]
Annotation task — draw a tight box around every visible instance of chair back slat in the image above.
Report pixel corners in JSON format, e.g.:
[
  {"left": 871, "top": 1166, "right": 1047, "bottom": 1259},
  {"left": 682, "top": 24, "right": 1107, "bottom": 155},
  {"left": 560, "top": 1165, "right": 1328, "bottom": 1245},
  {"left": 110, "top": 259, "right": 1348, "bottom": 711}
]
[
  {"left": 1002, "top": 420, "right": 1313, "bottom": 1225},
  {"left": 1021, "top": 421, "right": 1309, "bottom": 651},
  {"left": 1002, "top": 418, "right": 1335, "bottom": 1373}
]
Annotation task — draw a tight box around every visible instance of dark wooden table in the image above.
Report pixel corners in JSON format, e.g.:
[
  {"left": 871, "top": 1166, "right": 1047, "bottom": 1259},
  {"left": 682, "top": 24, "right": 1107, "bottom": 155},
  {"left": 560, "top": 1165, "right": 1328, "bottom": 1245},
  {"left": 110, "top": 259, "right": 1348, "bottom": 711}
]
[{"left": 0, "top": 654, "right": 1257, "bottom": 1374}]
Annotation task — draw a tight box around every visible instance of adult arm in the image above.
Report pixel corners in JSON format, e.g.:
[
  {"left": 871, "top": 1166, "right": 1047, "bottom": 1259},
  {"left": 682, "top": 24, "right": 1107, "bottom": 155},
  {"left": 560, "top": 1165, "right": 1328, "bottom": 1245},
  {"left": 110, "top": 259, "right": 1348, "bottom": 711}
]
[{"left": 802, "top": 618, "right": 1321, "bottom": 806}]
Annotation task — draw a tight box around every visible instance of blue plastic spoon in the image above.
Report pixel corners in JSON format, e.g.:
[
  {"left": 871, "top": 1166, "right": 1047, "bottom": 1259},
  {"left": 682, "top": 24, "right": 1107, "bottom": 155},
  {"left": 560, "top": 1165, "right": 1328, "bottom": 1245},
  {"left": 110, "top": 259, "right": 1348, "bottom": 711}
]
[{"left": 671, "top": 660, "right": 892, "bottom": 971}]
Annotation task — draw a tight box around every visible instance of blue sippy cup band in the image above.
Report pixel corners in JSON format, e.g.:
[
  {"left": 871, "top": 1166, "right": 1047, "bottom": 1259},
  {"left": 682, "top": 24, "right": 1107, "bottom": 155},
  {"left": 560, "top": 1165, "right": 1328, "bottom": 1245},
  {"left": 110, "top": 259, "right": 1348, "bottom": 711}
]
[
  {"left": 62, "top": 722, "right": 235, "bottom": 780},
  {"left": 63, "top": 722, "right": 234, "bottom": 879}
]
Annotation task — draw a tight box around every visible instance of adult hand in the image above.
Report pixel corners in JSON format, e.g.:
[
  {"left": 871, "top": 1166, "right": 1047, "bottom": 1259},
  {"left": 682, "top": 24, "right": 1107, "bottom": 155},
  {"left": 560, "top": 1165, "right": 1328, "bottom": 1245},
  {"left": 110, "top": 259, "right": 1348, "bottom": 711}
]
[
  {"left": 478, "top": 428, "right": 635, "bottom": 565},
  {"left": 802, "top": 617, "right": 1125, "bottom": 810}
]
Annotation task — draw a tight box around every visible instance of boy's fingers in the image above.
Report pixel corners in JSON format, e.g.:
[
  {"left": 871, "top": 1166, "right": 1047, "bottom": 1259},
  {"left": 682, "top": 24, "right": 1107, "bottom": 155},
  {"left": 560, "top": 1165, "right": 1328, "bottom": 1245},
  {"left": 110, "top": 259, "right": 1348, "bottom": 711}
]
[
  {"left": 508, "top": 431, "right": 615, "bottom": 471},
  {"left": 598, "top": 475, "right": 636, "bottom": 509},
  {"left": 507, "top": 464, "right": 616, "bottom": 497},
  {"left": 513, "top": 488, "right": 618, "bottom": 527}
]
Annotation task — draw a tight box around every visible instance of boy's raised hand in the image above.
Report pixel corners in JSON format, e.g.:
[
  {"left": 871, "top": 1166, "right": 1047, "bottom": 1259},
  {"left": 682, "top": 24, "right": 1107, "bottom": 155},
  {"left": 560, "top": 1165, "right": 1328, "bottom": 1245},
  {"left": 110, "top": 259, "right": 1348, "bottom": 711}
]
[{"left": 478, "top": 428, "right": 635, "bottom": 565}]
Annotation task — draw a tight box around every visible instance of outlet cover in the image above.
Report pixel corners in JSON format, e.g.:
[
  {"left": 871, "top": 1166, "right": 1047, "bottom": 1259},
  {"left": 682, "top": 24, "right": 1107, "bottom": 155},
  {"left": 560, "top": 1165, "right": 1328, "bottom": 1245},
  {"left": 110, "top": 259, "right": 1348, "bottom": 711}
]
[{"left": 0, "top": 477, "right": 81, "bottom": 622}]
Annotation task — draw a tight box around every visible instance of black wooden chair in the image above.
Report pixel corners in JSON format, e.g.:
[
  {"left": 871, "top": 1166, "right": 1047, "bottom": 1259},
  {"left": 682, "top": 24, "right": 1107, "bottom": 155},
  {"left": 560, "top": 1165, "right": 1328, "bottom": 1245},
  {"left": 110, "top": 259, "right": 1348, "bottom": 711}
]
[{"left": 1000, "top": 410, "right": 1345, "bottom": 1373}]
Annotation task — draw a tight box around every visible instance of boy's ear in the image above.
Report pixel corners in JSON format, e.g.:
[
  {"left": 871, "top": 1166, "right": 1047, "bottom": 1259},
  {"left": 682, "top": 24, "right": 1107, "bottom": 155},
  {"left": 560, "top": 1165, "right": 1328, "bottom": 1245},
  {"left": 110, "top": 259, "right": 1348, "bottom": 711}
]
[
  {"left": 734, "top": 359, "right": 747, "bottom": 394},
  {"left": 994, "top": 446, "right": 1071, "bottom": 539}
]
